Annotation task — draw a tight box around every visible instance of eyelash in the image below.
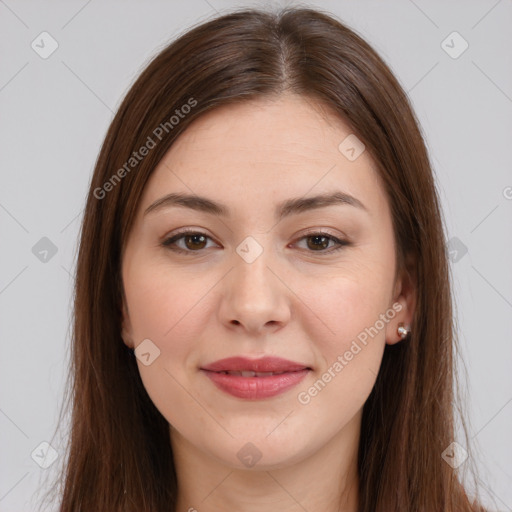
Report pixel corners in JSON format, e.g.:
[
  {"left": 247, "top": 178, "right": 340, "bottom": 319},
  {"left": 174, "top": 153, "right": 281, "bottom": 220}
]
[{"left": 161, "top": 229, "right": 350, "bottom": 255}]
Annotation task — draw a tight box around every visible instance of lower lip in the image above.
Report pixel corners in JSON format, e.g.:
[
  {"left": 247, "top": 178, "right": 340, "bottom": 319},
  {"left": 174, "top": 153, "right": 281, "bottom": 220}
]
[{"left": 201, "top": 369, "right": 310, "bottom": 399}]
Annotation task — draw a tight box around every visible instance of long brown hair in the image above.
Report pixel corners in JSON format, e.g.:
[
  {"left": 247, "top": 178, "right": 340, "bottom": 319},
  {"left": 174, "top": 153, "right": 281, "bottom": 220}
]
[{"left": 47, "top": 6, "right": 487, "bottom": 511}]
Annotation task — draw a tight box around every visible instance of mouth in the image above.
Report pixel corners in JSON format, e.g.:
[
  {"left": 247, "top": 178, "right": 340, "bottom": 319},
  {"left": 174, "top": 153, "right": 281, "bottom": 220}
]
[
  {"left": 213, "top": 370, "right": 299, "bottom": 377},
  {"left": 200, "top": 356, "right": 312, "bottom": 399},
  {"left": 201, "top": 355, "right": 311, "bottom": 373}
]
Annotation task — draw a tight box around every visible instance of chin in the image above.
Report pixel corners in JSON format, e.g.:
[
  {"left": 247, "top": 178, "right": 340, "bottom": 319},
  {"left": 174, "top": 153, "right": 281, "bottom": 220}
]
[
  {"left": 211, "top": 439, "right": 311, "bottom": 471},
  {"left": 195, "top": 421, "right": 320, "bottom": 471}
]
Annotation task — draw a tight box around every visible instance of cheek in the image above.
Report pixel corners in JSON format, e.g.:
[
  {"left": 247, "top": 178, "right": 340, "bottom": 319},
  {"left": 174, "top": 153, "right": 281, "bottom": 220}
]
[
  {"left": 124, "top": 249, "right": 203, "bottom": 335},
  {"left": 291, "top": 271, "right": 391, "bottom": 432},
  {"left": 124, "top": 243, "right": 395, "bottom": 375},
  {"left": 123, "top": 261, "right": 218, "bottom": 428},
  {"left": 123, "top": 258, "right": 222, "bottom": 369},
  {"left": 297, "top": 257, "right": 395, "bottom": 352}
]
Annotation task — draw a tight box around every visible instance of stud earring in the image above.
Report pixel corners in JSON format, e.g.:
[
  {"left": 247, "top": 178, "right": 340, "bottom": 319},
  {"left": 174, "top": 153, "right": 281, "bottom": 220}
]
[{"left": 397, "top": 322, "right": 411, "bottom": 340}]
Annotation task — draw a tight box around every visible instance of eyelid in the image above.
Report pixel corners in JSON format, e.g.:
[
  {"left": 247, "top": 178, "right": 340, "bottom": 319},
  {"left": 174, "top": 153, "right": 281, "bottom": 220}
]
[
  {"left": 161, "top": 228, "right": 219, "bottom": 251},
  {"left": 161, "top": 227, "right": 350, "bottom": 255},
  {"left": 295, "top": 227, "right": 347, "bottom": 241},
  {"left": 291, "top": 228, "right": 350, "bottom": 253}
]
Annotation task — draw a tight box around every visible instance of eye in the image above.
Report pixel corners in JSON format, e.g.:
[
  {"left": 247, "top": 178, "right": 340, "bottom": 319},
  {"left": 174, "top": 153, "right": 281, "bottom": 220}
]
[
  {"left": 293, "top": 231, "right": 350, "bottom": 253},
  {"left": 161, "top": 230, "right": 218, "bottom": 254},
  {"left": 161, "top": 229, "right": 350, "bottom": 255}
]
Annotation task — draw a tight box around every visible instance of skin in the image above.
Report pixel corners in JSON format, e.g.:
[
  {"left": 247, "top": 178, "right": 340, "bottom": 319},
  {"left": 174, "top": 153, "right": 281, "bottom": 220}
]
[{"left": 121, "top": 94, "right": 416, "bottom": 512}]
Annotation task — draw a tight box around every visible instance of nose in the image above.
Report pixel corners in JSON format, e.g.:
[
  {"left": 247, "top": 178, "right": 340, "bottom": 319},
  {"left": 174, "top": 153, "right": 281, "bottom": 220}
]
[{"left": 218, "top": 249, "right": 291, "bottom": 336}]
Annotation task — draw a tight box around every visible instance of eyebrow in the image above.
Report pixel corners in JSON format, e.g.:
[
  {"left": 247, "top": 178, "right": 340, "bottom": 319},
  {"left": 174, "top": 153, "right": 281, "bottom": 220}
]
[{"left": 144, "top": 190, "right": 368, "bottom": 220}]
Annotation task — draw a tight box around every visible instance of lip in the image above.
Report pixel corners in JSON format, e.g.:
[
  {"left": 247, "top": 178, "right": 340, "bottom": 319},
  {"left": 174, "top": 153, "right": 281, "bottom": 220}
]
[
  {"left": 201, "top": 356, "right": 310, "bottom": 373},
  {"left": 200, "top": 356, "right": 311, "bottom": 400}
]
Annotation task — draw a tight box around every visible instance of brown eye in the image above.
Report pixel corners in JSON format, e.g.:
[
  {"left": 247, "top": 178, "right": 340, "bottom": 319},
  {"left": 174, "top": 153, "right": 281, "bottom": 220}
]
[
  {"left": 162, "top": 230, "right": 349, "bottom": 256},
  {"left": 162, "top": 231, "right": 215, "bottom": 253},
  {"left": 306, "top": 235, "right": 331, "bottom": 251},
  {"left": 183, "top": 233, "right": 207, "bottom": 250},
  {"left": 295, "top": 231, "right": 350, "bottom": 254}
]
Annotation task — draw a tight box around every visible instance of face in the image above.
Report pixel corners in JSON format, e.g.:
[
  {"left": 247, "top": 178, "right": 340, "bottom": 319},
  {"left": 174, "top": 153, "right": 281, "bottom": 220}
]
[{"left": 121, "top": 94, "right": 414, "bottom": 470}]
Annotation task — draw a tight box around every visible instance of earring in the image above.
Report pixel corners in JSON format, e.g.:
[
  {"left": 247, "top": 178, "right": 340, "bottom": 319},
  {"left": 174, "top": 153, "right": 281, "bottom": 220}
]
[{"left": 397, "top": 322, "right": 411, "bottom": 340}]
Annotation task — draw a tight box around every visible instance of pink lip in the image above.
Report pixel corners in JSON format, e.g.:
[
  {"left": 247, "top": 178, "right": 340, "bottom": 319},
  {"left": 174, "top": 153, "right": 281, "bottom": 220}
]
[
  {"left": 200, "top": 356, "right": 311, "bottom": 399},
  {"left": 201, "top": 356, "right": 310, "bottom": 373}
]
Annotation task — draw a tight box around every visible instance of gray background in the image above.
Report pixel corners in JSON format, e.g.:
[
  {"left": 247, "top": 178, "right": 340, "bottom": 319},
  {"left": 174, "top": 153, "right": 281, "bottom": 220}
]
[{"left": 1, "top": 0, "right": 511, "bottom": 510}]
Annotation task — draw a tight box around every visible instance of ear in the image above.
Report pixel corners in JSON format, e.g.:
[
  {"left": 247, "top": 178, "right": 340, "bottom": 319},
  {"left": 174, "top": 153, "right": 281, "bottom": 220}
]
[
  {"left": 385, "top": 252, "right": 416, "bottom": 345},
  {"left": 120, "top": 288, "right": 135, "bottom": 349}
]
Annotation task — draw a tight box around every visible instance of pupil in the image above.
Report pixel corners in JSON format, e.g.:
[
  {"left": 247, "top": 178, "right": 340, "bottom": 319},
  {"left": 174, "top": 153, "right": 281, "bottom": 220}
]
[
  {"left": 308, "top": 235, "right": 328, "bottom": 250},
  {"left": 186, "top": 234, "right": 206, "bottom": 250}
]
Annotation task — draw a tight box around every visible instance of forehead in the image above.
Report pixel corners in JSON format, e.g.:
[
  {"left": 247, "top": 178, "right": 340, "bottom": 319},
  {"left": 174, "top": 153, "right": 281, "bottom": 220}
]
[
  {"left": 167, "top": 95, "right": 356, "bottom": 165},
  {"left": 140, "top": 94, "right": 387, "bottom": 218}
]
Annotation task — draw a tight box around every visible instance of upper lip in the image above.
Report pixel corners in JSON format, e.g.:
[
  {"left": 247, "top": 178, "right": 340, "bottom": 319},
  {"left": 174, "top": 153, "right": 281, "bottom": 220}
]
[{"left": 201, "top": 356, "right": 311, "bottom": 373}]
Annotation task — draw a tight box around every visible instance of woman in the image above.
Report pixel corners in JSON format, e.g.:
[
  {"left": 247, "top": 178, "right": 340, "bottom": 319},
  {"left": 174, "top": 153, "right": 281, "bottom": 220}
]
[{"left": 51, "top": 6, "right": 488, "bottom": 511}]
